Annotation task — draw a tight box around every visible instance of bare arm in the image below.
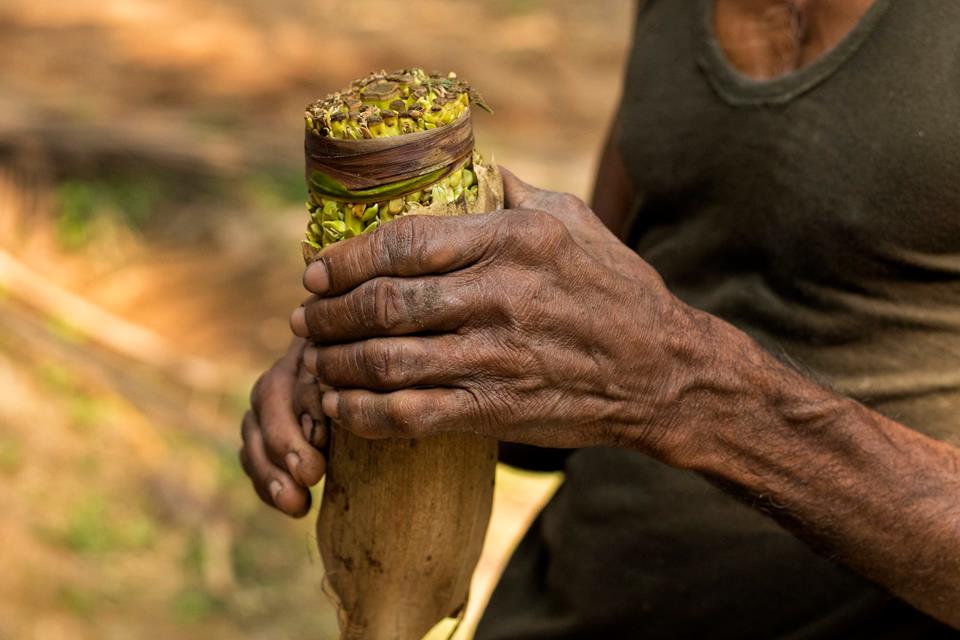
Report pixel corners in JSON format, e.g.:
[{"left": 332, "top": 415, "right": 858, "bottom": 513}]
[
  {"left": 589, "top": 97, "right": 958, "bottom": 620},
  {"left": 290, "top": 170, "right": 960, "bottom": 626},
  {"left": 496, "top": 132, "right": 960, "bottom": 620},
  {"left": 664, "top": 312, "right": 960, "bottom": 627}
]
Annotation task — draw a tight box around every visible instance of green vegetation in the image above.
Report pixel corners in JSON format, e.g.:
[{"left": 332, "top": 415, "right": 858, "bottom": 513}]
[
  {"left": 242, "top": 168, "right": 306, "bottom": 210},
  {"left": 58, "top": 585, "right": 98, "bottom": 618},
  {"left": 44, "top": 315, "right": 87, "bottom": 345},
  {"left": 180, "top": 529, "right": 206, "bottom": 579},
  {"left": 48, "top": 494, "right": 158, "bottom": 556},
  {"left": 54, "top": 176, "right": 163, "bottom": 247},
  {"left": 33, "top": 361, "right": 111, "bottom": 432},
  {"left": 171, "top": 586, "right": 223, "bottom": 624}
]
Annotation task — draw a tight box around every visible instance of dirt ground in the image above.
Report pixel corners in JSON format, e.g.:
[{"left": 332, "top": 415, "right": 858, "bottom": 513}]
[{"left": 0, "top": 1, "right": 631, "bottom": 638}]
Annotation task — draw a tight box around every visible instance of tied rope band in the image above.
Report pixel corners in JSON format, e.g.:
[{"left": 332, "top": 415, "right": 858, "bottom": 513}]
[{"left": 305, "top": 112, "right": 475, "bottom": 204}]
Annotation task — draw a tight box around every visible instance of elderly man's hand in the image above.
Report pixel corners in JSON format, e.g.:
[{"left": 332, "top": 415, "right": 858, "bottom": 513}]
[
  {"left": 289, "top": 169, "right": 696, "bottom": 455},
  {"left": 239, "top": 338, "right": 328, "bottom": 517}
]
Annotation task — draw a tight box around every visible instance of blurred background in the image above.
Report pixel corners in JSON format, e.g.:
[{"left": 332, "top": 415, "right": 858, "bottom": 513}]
[{"left": 0, "top": 1, "right": 632, "bottom": 638}]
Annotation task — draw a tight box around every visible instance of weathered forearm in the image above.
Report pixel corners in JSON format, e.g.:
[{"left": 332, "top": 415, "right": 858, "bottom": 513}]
[{"left": 650, "top": 308, "right": 960, "bottom": 627}]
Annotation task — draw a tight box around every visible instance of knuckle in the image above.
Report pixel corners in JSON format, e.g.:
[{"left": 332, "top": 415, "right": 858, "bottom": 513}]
[
  {"left": 501, "top": 209, "right": 567, "bottom": 254},
  {"left": 385, "top": 398, "right": 416, "bottom": 436},
  {"left": 557, "top": 191, "right": 585, "bottom": 210},
  {"left": 371, "top": 278, "right": 406, "bottom": 332},
  {"left": 537, "top": 214, "right": 570, "bottom": 253},
  {"left": 381, "top": 215, "right": 425, "bottom": 272},
  {"left": 529, "top": 209, "right": 567, "bottom": 239},
  {"left": 363, "top": 341, "right": 404, "bottom": 388}
]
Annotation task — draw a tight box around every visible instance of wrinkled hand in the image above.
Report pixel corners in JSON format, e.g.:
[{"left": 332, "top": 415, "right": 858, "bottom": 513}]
[
  {"left": 239, "top": 338, "right": 328, "bottom": 517},
  {"left": 289, "top": 169, "right": 693, "bottom": 454}
]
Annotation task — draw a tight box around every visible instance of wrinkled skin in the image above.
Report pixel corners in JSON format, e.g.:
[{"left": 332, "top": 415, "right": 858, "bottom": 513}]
[
  {"left": 238, "top": 0, "right": 960, "bottom": 629},
  {"left": 239, "top": 168, "right": 696, "bottom": 515},
  {"left": 238, "top": 170, "right": 960, "bottom": 629},
  {"left": 290, "top": 169, "right": 694, "bottom": 451},
  {"left": 238, "top": 338, "right": 328, "bottom": 517}
]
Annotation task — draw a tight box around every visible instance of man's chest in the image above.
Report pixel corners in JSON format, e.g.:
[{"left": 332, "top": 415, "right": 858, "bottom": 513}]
[
  {"left": 620, "top": 0, "right": 960, "bottom": 289},
  {"left": 713, "top": 0, "right": 879, "bottom": 80}
]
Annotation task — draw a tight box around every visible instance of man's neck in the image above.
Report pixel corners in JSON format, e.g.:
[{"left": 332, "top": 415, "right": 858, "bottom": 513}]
[{"left": 713, "top": 0, "right": 878, "bottom": 80}]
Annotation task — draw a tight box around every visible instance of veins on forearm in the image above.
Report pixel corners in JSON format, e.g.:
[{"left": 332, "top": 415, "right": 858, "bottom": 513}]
[{"left": 674, "top": 313, "right": 960, "bottom": 626}]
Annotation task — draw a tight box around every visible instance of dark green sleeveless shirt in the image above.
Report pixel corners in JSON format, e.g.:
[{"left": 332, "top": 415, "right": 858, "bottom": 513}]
[{"left": 477, "top": 0, "right": 960, "bottom": 637}]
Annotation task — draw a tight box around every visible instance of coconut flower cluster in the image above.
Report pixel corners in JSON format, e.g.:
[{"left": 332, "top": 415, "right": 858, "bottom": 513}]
[{"left": 303, "top": 68, "right": 493, "bottom": 249}]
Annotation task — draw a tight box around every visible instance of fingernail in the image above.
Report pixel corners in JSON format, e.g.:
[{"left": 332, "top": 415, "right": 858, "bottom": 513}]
[
  {"left": 285, "top": 451, "right": 301, "bottom": 475},
  {"left": 304, "top": 261, "right": 330, "bottom": 295},
  {"left": 269, "top": 480, "right": 283, "bottom": 503},
  {"left": 301, "top": 413, "right": 315, "bottom": 441},
  {"left": 290, "top": 307, "right": 308, "bottom": 338},
  {"left": 322, "top": 390, "right": 340, "bottom": 419},
  {"left": 303, "top": 344, "right": 318, "bottom": 375}
]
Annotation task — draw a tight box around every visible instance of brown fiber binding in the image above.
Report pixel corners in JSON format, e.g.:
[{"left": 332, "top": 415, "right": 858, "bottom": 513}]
[{"left": 304, "top": 112, "right": 474, "bottom": 191}]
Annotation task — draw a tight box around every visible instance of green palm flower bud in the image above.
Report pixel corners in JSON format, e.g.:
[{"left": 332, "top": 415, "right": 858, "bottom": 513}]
[
  {"left": 366, "top": 114, "right": 385, "bottom": 138},
  {"left": 322, "top": 200, "right": 340, "bottom": 221},
  {"left": 303, "top": 68, "right": 500, "bottom": 249},
  {"left": 380, "top": 110, "right": 400, "bottom": 136},
  {"left": 343, "top": 212, "right": 363, "bottom": 237},
  {"left": 398, "top": 112, "right": 416, "bottom": 134},
  {"left": 329, "top": 111, "right": 347, "bottom": 138}
]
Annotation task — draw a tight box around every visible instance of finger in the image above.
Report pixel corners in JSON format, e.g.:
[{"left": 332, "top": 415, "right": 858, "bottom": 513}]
[
  {"left": 301, "top": 412, "right": 329, "bottom": 450},
  {"left": 322, "top": 387, "right": 481, "bottom": 439},
  {"left": 256, "top": 371, "right": 327, "bottom": 488},
  {"left": 295, "top": 367, "right": 325, "bottom": 419},
  {"left": 294, "top": 369, "right": 329, "bottom": 450},
  {"left": 304, "top": 336, "right": 466, "bottom": 391},
  {"left": 250, "top": 339, "right": 304, "bottom": 415},
  {"left": 301, "top": 213, "right": 495, "bottom": 297},
  {"left": 500, "top": 168, "right": 592, "bottom": 234},
  {"left": 293, "top": 274, "right": 474, "bottom": 343},
  {"left": 500, "top": 166, "right": 546, "bottom": 210},
  {"left": 240, "top": 411, "right": 311, "bottom": 517}
]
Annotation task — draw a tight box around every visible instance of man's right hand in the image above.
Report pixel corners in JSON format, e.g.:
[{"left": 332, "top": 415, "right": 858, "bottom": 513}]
[{"left": 239, "top": 338, "right": 328, "bottom": 517}]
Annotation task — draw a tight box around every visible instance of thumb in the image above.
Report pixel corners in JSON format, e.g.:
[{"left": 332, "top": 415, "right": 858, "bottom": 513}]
[{"left": 499, "top": 166, "right": 544, "bottom": 209}]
